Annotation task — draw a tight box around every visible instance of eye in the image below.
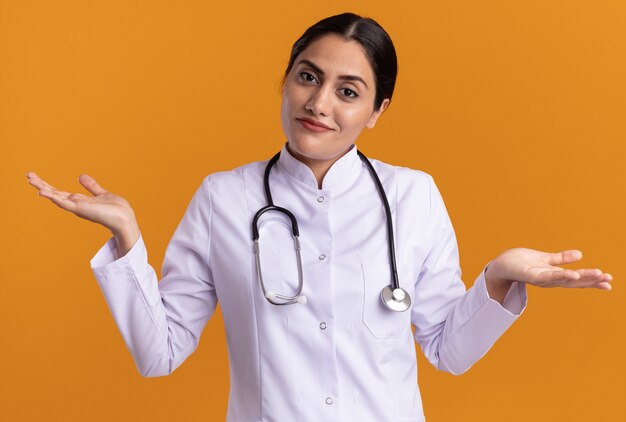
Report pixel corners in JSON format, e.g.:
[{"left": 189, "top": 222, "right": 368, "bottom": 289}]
[
  {"left": 298, "top": 71, "right": 319, "bottom": 84},
  {"left": 340, "top": 88, "right": 358, "bottom": 98}
]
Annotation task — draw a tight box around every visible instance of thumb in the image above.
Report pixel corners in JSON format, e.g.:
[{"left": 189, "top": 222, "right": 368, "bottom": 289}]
[
  {"left": 79, "top": 174, "right": 108, "bottom": 196},
  {"left": 548, "top": 250, "right": 583, "bottom": 266}
]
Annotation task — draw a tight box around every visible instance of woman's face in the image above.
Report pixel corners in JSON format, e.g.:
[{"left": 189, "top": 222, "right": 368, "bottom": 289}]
[{"left": 280, "top": 34, "right": 389, "bottom": 165}]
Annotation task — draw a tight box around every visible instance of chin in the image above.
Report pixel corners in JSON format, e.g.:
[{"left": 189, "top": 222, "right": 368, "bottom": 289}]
[
  {"left": 290, "top": 144, "right": 354, "bottom": 166},
  {"left": 288, "top": 138, "right": 333, "bottom": 160}
]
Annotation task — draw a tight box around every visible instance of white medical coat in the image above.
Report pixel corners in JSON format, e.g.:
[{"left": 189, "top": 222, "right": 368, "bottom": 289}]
[{"left": 90, "top": 142, "right": 527, "bottom": 422}]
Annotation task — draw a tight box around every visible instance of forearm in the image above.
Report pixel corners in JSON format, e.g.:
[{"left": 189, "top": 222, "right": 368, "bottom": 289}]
[
  {"left": 433, "top": 269, "right": 525, "bottom": 375},
  {"left": 90, "top": 234, "right": 174, "bottom": 377}
]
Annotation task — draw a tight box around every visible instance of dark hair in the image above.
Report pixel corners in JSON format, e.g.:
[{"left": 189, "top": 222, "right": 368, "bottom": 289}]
[{"left": 281, "top": 12, "right": 398, "bottom": 112}]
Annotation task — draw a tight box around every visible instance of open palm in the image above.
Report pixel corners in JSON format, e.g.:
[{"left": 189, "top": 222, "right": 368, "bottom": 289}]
[
  {"left": 488, "top": 248, "right": 613, "bottom": 291},
  {"left": 27, "top": 172, "right": 135, "bottom": 234}
]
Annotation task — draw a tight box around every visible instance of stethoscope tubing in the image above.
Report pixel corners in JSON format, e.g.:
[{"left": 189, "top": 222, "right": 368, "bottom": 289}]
[{"left": 356, "top": 150, "right": 400, "bottom": 293}]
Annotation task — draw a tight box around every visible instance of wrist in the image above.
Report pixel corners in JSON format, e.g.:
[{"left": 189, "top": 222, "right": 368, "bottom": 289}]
[
  {"left": 484, "top": 259, "right": 513, "bottom": 304},
  {"left": 111, "top": 214, "right": 140, "bottom": 258},
  {"left": 110, "top": 210, "right": 138, "bottom": 238}
]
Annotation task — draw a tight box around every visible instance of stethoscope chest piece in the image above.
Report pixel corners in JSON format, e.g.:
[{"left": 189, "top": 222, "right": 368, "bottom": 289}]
[{"left": 381, "top": 285, "right": 412, "bottom": 312}]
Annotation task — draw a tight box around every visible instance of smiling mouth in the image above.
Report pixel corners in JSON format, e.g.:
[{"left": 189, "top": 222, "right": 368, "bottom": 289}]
[{"left": 296, "top": 118, "right": 333, "bottom": 132}]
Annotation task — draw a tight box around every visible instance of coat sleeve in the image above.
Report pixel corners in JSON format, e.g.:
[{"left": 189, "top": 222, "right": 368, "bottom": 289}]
[
  {"left": 89, "top": 175, "right": 217, "bottom": 377},
  {"left": 411, "top": 175, "right": 527, "bottom": 375}
]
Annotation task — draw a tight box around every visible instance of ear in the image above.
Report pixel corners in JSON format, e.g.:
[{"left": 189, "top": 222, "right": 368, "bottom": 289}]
[{"left": 366, "top": 98, "right": 390, "bottom": 129}]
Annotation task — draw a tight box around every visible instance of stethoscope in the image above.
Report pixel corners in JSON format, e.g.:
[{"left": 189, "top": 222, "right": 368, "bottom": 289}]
[{"left": 251, "top": 149, "right": 412, "bottom": 312}]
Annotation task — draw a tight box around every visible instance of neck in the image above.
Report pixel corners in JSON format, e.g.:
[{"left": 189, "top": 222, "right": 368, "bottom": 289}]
[{"left": 286, "top": 143, "right": 350, "bottom": 189}]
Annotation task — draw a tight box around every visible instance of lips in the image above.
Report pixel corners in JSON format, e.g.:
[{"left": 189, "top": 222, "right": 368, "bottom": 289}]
[{"left": 296, "top": 118, "right": 333, "bottom": 132}]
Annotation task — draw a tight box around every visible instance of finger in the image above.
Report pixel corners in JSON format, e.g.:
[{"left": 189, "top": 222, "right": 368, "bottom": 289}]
[
  {"left": 531, "top": 269, "right": 579, "bottom": 286},
  {"left": 547, "top": 250, "right": 583, "bottom": 266},
  {"left": 538, "top": 268, "right": 613, "bottom": 289},
  {"left": 27, "top": 172, "right": 56, "bottom": 191},
  {"left": 43, "top": 190, "right": 80, "bottom": 213},
  {"left": 40, "top": 188, "right": 71, "bottom": 199},
  {"left": 39, "top": 188, "right": 72, "bottom": 200},
  {"left": 574, "top": 269, "right": 613, "bottom": 284},
  {"left": 26, "top": 171, "right": 41, "bottom": 181},
  {"left": 584, "top": 280, "right": 612, "bottom": 290},
  {"left": 31, "top": 175, "right": 71, "bottom": 199},
  {"left": 575, "top": 268, "right": 603, "bottom": 278},
  {"left": 557, "top": 272, "right": 612, "bottom": 288},
  {"left": 572, "top": 279, "right": 612, "bottom": 289},
  {"left": 78, "top": 174, "right": 107, "bottom": 196},
  {"left": 548, "top": 269, "right": 580, "bottom": 281},
  {"left": 593, "top": 282, "right": 612, "bottom": 291}
]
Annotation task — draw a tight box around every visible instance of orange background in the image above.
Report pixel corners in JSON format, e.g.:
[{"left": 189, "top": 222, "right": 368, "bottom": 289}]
[{"left": 3, "top": 0, "right": 625, "bottom": 420}]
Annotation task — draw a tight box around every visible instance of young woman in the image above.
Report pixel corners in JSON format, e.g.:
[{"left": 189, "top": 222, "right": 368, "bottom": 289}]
[{"left": 27, "top": 12, "right": 612, "bottom": 422}]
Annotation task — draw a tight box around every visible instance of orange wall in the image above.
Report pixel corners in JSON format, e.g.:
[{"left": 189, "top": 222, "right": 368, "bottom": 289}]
[{"left": 4, "top": 1, "right": 625, "bottom": 420}]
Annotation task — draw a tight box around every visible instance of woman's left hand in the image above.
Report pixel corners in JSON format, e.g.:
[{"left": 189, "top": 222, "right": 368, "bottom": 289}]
[{"left": 486, "top": 248, "right": 613, "bottom": 291}]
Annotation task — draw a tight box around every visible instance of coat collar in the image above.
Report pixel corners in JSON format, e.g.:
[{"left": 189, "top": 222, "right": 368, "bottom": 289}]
[{"left": 276, "top": 142, "right": 362, "bottom": 191}]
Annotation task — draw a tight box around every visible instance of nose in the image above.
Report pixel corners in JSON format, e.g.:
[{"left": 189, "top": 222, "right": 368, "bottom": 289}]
[{"left": 305, "top": 86, "right": 332, "bottom": 117}]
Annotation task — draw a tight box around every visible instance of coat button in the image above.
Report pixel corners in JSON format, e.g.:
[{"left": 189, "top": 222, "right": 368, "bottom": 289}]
[
  {"left": 325, "top": 397, "right": 333, "bottom": 405},
  {"left": 319, "top": 322, "right": 327, "bottom": 330},
  {"left": 317, "top": 196, "right": 325, "bottom": 203},
  {"left": 318, "top": 254, "right": 326, "bottom": 260}
]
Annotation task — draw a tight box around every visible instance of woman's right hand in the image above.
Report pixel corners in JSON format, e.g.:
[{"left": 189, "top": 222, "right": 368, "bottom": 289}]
[{"left": 26, "top": 172, "right": 138, "bottom": 238}]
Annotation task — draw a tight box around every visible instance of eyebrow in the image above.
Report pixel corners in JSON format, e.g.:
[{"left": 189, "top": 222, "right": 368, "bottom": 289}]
[{"left": 296, "top": 59, "right": 369, "bottom": 89}]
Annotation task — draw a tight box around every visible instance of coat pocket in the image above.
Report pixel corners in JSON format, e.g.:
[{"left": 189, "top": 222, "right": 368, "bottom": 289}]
[{"left": 360, "top": 258, "right": 412, "bottom": 339}]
